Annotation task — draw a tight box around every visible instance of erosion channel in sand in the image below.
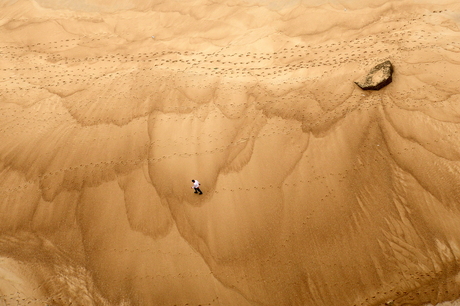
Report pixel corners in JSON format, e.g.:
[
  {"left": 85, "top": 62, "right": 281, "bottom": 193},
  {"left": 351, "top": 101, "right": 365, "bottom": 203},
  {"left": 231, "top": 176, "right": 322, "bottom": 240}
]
[{"left": 1, "top": 0, "right": 460, "bottom": 305}]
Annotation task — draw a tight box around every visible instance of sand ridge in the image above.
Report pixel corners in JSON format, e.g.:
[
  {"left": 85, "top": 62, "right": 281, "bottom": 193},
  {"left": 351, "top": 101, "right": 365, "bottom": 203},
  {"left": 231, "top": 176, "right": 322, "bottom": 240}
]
[{"left": 1, "top": 0, "right": 460, "bottom": 305}]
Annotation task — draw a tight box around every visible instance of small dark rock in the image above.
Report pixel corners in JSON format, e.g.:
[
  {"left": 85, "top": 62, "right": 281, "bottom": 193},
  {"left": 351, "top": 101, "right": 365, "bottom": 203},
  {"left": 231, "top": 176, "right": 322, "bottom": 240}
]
[{"left": 355, "top": 60, "right": 394, "bottom": 90}]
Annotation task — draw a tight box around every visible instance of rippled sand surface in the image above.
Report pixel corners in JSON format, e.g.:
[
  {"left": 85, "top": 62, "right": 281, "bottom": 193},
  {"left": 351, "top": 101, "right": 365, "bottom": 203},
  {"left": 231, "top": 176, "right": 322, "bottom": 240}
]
[{"left": 1, "top": 0, "right": 460, "bottom": 305}]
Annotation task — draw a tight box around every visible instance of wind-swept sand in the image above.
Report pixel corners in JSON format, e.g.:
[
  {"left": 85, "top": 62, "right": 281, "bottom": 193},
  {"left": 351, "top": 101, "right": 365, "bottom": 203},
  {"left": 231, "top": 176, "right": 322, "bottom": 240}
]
[{"left": 1, "top": 0, "right": 460, "bottom": 305}]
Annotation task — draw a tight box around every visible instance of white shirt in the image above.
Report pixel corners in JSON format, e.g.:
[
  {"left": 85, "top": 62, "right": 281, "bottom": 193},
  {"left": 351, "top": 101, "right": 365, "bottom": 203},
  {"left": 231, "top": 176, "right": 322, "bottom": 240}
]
[{"left": 193, "top": 180, "right": 200, "bottom": 188}]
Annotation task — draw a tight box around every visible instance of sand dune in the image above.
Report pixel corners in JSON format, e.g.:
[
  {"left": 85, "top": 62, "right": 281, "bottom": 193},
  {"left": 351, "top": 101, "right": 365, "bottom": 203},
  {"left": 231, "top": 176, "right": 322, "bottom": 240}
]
[{"left": 1, "top": 0, "right": 460, "bottom": 305}]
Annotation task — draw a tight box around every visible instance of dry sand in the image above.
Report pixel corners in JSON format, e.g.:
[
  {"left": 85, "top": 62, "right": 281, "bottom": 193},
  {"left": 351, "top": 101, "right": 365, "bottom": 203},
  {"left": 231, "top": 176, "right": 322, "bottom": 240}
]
[{"left": 1, "top": 0, "right": 460, "bottom": 305}]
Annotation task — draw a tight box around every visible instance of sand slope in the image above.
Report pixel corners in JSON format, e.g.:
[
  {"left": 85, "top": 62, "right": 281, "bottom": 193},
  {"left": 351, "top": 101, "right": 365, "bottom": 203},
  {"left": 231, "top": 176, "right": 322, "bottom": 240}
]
[{"left": 1, "top": 0, "right": 460, "bottom": 305}]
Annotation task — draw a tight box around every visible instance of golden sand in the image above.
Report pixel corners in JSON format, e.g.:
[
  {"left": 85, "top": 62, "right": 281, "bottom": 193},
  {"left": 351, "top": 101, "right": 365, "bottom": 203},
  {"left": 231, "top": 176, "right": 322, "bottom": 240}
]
[{"left": 1, "top": 0, "right": 460, "bottom": 305}]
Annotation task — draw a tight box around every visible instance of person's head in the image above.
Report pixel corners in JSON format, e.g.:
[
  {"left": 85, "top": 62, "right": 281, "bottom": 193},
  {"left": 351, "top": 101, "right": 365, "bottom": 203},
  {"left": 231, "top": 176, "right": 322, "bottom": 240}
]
[{"left": 191, "top": 180, "right": 195, "bottom": 182}]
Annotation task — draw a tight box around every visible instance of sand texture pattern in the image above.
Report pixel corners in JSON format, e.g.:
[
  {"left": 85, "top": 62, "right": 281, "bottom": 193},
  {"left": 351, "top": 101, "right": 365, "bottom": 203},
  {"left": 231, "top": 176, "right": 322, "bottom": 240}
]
[{"left": 1, "top": 0, "right": 460, "bottom": 305}]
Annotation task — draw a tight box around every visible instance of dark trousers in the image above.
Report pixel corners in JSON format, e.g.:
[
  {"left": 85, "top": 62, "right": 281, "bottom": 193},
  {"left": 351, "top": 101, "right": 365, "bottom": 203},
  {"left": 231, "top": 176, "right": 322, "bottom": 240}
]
[{"left": 194, "top": 188, "right": 203, "bottom": 194}]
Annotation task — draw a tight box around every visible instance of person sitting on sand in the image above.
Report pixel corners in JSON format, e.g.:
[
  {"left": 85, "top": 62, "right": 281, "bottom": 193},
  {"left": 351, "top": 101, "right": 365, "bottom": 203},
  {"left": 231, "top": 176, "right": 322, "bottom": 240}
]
[{"left": 191, "top": 180, "right": 203, "bottom": 194}]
